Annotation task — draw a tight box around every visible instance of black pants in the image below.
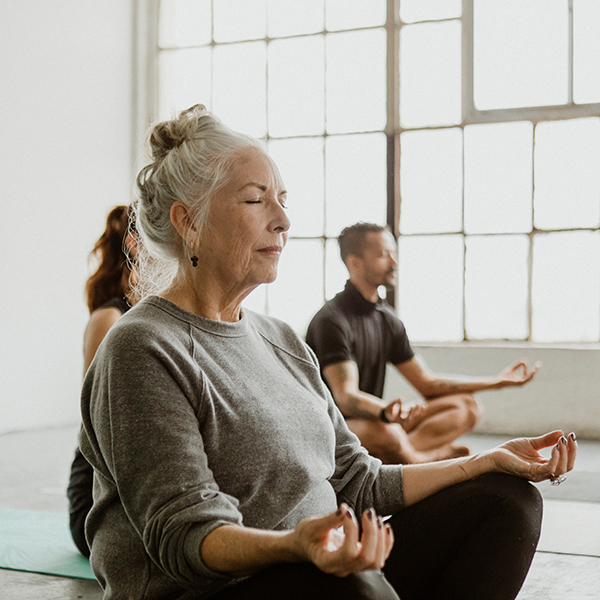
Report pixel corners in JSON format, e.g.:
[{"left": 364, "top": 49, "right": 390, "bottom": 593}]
[{"left": 212, "top": 474, "right": 542, "bottom": 600}]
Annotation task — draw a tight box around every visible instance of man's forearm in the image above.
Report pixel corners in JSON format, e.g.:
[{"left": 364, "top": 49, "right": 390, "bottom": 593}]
[
  {"left": 341, "top": 391, "right": 386, "bottom": 420},
  {"left": 421, "top": 376, "right": 499, "bottom": 400}
]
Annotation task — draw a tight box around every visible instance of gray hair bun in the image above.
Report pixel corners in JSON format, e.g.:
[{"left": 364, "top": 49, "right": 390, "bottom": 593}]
[{"left": 133, "top": 105, "right": 262, "bottom": 296}]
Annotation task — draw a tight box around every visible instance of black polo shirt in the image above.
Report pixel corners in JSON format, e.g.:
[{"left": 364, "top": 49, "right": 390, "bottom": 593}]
[{"left": 306, "top": 281, "right": 414, "bottom": 399}]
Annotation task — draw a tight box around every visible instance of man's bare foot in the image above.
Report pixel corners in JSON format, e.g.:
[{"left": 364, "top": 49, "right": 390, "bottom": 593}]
[{"left": 410, "top": 443, "right": 471, "bottom": 463}]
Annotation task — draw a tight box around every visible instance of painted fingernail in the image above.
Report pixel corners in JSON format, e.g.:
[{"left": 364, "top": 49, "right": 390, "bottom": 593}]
[
  {"left": 346, "top": 507, "right": 355, "bottom": 521},
  {"left": 561, "top": 436, "right": 568, "bottom": 445},
  {"left": 386, "top": 524, "right": 392, "bottom": 534},
  {"left": 336, "top": 507, "right": 342, "bottom": 516},
  {"left": 377, "top": 516, "right": 383, "bottom": 529},
  {"left": 569, "top": 432, "right": 577, "bottom": 441},
  {"left": 367, "top": 509, "right": 374, "bottom": 521}
]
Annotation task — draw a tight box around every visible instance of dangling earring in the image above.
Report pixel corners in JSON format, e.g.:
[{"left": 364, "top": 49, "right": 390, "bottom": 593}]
[{"left": 190, "top": 255, "right": 198, "bottom": 268}]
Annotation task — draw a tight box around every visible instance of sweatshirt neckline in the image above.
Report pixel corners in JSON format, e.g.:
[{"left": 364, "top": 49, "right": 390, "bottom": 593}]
[{"left": 144, "top": 295, "right": 250, "bottom": 338}]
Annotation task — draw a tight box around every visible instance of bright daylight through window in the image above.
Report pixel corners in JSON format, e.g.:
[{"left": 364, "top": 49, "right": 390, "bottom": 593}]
[{"left": 155, "top": 0, "right": 600, "bottom": 343}]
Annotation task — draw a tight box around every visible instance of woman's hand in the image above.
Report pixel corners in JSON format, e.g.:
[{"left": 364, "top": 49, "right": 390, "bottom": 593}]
[
  {"left": 485, "top": 430, "right": 577, "bottom": 483},
  {"left": 290, "top": 504, "right": 394, "bottom": 577}
]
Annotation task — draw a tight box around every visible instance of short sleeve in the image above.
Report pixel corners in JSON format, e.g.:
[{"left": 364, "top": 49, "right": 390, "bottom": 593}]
[
  {"left": 306, "top": 308, "right": 355, "bottom": 369},
  {"left": 384, "top": 310, "right": 415, "bottom": 366}
]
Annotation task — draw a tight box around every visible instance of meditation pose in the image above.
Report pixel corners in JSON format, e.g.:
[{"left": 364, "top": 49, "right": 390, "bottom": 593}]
[
  {"left": 306, "top": 223, "right": 540, "bottom": 464},
  {"left": 78, "top": 105, "right": 575, "bottom": 600},
  {"left": 67, "top": 204, "right": 137, "bottom": 557}
]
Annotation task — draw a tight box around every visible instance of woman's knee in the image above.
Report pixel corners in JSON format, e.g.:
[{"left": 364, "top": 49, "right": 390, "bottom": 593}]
[
  {"left": 340, "top": 571, "right": 400, "bottom": 600},
  {"left": 465, "top": 473, "right": 543, "bottom": 540}
]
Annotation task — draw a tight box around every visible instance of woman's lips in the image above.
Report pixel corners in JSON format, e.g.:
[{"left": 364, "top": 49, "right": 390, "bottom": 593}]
[{"left": 257, "top": 246, "right": 283, "bottom": 255}]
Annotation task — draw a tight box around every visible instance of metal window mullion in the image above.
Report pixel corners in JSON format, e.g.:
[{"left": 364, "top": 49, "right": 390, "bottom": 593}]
[
  {"left": 386, "top": 0, "right": 401, "bottom": 307},
  {"left": 135, "top": 0, "right": 161, "bottom": 168},
  {"left": 568, "top": 0, "right": 574, "bottom": 105},
  {"left": 528, "top": 124, "right": 536, "bottom": 341},
  {"left": 322, "top": 0, "right": 329, "bottom": 302},
  {"left": 462, "top": 0, "right": 475, "bottom": 123}
]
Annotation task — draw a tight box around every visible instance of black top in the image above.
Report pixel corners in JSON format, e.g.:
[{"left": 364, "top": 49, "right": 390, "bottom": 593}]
[
  {"left": 98, "top": 296, "right": 131, "bottom": 315},
  {"left": 306, "top": 281, "right": 414, "bottom": 399}
]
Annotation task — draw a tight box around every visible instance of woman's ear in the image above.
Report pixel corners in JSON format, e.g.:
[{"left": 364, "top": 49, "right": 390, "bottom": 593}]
[{"left": 170, "top": 201, "right": 198, "bottom": 247}]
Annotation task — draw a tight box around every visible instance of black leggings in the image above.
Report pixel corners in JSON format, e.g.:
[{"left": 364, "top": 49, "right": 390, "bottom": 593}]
[
  {"left": 67, "top": 447, "right": 94, "bottom": 558},
  {"left": 211, "top": 474, "right": 542, "bottom": 600}
]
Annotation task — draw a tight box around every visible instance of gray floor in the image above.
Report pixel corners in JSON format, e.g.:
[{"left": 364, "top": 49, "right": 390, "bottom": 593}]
[{"left": 0, "top": 425, "right": 599, "bottom": 599}]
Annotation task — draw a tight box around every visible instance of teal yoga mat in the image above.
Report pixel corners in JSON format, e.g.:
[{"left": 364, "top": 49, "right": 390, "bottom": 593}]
[{"left": 0, "top": 506, "right": 95, "bottom": 580}]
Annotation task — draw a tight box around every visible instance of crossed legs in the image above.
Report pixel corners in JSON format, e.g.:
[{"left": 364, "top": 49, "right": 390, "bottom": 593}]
[
  {"left": 346, "top": 394, "right": 482, "bottom": 464},
  {"left": 212, "top": 474, "right": 542, "bottom": 600}
]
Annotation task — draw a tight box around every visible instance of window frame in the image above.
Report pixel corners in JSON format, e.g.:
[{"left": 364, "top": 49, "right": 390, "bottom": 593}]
[{"left": 137, "top": 0, "right": 600, "bottom": 342}]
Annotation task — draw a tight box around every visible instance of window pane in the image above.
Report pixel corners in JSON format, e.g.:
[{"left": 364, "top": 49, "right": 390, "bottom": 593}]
[
  {"left": 268, "top": 0, "right": 324, "bottom": 37},
  {"left": 532, "top": 231, "right": 600, "bottom": 342},
  {"left": 400, "top": 128, "right": 463, "bottom": 234},
  {"left": 268, "top": 137, "right": 324, "bottom": 237},
  {"left": 159, "top": 0, "right": 212, "bottom": 48},
  {"left": 398, "top": 235, "right": 464, "bottom": 342},
  {"left": 325, "top": 238, "right": 349, "bottom": 300},
  {"left": 325, "top": 0, "right": 386, "bottom": 31},
  {"left": 268, "top": 36, "right": 324, "bottom": 137},
  {"left": 474, "top": 0, "right": 569, "bottom": 110},
  {"left": 573, "top": 0, "right": 600, "bottom": 104},
  {"left": 325, "top": 133, "right": 387, "bottom": 237},
  {"left": 400, "top": 0, "right": 461, "bottom": 23},
  {"left": 213, "top": 0, "right": 266, "bottom": 42},
  {"left": 213, "top": 42, "right": 266, "bottom": 137},
  {"left": 400, "top": 20, "right": 462, "bottom": 128},
  {"left": 326, "top": 29, "right": 386, "bottom": 134},
  {"left": 158, "top": 48, "right": 211, "bottom": 121},
  {"left": 465, "top": 236, "right": 529, "bottom": 339},
  {"left": 464, "top": 122, "right": 533, "bottom": 234},
  {"left": 269, "top": 239, "right": 325, "bottom": 335},
  {"left": 534, "top": 118, "right": 600, "bottom": 230}
]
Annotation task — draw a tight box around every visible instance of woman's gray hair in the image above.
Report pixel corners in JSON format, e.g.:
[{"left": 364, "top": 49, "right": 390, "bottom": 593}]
[{"left": 133, "top": 104, "right": 263, "bottom": 296}]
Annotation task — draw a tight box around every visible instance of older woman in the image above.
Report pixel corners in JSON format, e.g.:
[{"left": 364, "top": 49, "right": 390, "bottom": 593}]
[{"left": 79, "top": 105, "right": 576, "bottom": 600}]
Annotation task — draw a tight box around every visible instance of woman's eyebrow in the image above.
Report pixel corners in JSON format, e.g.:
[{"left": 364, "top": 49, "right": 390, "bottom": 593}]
[
  {"left": 238, "top": 182, "right": 288, "bottom": 196},
  {"left": 238, "top": 182, "right": 267, "bottom": 192}
]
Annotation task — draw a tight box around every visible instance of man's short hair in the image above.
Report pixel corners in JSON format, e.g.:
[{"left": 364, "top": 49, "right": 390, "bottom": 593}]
[{"left": 338, "top": 222, "right": 390, "bottom": 264}]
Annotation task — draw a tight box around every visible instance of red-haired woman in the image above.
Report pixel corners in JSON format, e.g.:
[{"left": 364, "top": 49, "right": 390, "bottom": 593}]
[{"left": 67, "top": 204, "right": 137, "bottom": 557}]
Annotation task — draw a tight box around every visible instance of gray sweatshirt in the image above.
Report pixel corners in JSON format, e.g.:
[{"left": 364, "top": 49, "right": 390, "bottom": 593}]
[{"left": 79, "top": 296, "right": 405, "bottom": 599}]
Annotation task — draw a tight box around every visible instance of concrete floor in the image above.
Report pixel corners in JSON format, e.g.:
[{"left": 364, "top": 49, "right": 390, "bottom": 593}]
[{"left": 0, "top": 425, "right": 599, "bottom": 599}]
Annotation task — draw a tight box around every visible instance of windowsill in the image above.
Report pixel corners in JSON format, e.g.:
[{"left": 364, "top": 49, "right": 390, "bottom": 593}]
[{"left": 412, "top": 341, "right": 600, "bottom": 351}]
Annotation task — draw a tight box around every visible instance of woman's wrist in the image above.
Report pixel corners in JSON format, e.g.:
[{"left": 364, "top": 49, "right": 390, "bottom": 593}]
[
  {"left": 277, "top": 529, "right": 307, "bottom": 564},
  {"left": 462, "top": 449, "right": 498, "bottom": 479}
]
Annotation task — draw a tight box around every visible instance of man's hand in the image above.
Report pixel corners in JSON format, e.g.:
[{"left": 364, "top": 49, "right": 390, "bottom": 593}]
[
  {"left": 496, "top": 360, "right": 541, "bottom": 388},
  {"left": 383, "top": 398, "right": 427, "bottom": 430}
]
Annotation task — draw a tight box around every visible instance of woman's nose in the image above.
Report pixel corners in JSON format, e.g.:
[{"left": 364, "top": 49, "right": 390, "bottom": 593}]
[{"left": 271, "top": 202, "right": 290, "bottom": 233}]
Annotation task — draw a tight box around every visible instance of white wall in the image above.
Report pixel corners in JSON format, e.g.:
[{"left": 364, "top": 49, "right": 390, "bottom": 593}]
[
  {"left": 0, "top": 1, "right": 134, "bottom": 433},
  {"left": 383, "top": 344, "right": 600, "bottom": 440}
]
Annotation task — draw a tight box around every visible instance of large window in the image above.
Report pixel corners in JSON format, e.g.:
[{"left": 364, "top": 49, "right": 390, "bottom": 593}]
[{"left": 151, "top": 0, "right": 600, "bottom": 341}]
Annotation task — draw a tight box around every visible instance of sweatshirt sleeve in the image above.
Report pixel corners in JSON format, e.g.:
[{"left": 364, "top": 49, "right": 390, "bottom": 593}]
[
  {"left": 302, "top": 344, "right": 406, "bottom": 517},
  {"left": 80, "top": 319, "right": 243, "bottom": 591}
]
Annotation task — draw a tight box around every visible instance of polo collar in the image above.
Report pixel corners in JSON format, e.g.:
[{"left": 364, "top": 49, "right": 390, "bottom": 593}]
[{"left": 342, "top": 280, "right": 385, "bottom": 314}]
